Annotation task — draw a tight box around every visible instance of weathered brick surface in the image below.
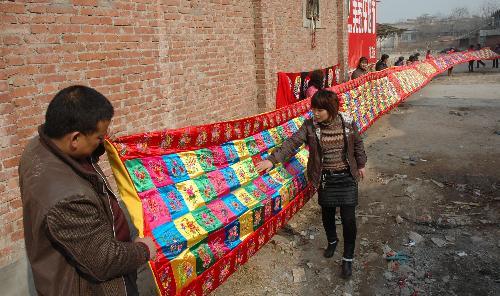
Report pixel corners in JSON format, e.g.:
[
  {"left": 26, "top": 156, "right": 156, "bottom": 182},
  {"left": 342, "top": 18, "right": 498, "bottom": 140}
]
[{"left": 0, "top": 0, "right": 347, "bottom": 268}]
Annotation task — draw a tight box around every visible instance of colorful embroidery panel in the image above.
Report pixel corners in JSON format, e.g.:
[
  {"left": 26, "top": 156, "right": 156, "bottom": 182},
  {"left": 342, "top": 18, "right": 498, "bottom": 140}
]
[
  {"left": 106, "top": 48, "right": 499, "bottom": 296},
  {"left": 106, "top": 103, "right": 315, "bottom": 296},
  {"left": 330, "top": 48, "right": 500, "bottom": 133}
]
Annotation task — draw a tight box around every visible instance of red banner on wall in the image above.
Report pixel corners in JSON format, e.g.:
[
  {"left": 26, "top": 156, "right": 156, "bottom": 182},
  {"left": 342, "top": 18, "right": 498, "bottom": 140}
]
[{"left": 348, "top": 0, "right": 377, "bottom": 71}]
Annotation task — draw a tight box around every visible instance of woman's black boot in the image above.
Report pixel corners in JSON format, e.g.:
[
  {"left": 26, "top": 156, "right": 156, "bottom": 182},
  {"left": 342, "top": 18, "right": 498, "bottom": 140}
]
[
  {"left": 323, "top": 241, "right": 337, "bottom": 258},
  {"left": 341, "top": 259, "right": 353, "bottom": 278},
  {"left": 341, "top": 242, "right": 355, "bottom": 278}
]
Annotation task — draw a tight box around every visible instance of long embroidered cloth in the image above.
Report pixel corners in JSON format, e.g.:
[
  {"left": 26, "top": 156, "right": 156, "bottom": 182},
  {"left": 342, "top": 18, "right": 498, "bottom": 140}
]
[{"left": 105, "top": 48, "right": 499, "bottom": 295}]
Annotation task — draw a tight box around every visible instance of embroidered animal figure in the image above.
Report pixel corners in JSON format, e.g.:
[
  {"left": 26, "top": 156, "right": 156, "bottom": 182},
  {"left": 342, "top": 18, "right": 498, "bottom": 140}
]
[
  {"left": 211, "top": 126, "right": 221, "bottom": 142},
  {"left": 160, "top": 134, "right": 173, "bottom": 149},
  {"left": 199, "top": 153, "right": 213, "bottom": 168},
  {"left": 159, "top": 268, "right": 172, "bottom": 290},
  {"left": 201, "top": 212, "right": 215, "bottom": 226},
  {"left": 136, "top": 141, "right": 148, "bottom": 152},
  {"left": 167, "top": 192, "right": 183, "bottom": 211},
  {"left": 170, "top": 160, "right": 186, "bottom": 177},
  {"left": 219, "top": 261, "right": 230, "bottom": 281},
  {"left": 231, "top": 201, "right": 241, "bottom": 211},
  {"left": 254, "top": 211, "right": 261, "bottom": 226},
  {"left": 134, "top": 169, "right": 146, "bottom": 181},
  {"left": 169, "top": 237, "right": 183, "bottom": 255},
  {"left": 210, "top": 239, "right": 226, "bottom": 258},
  {"left": 202, "top": 274, "right": 214, "bottom": 293},
  {"left": 149, "top": 161, "right": 165, "bottom": 182},
  {"left": 185, "top": 185, "right": 197, "bottom": 201},
  {"left": 146, "top": 198, "right": 161, "bottom": 222},
  {"left": 228, "top": 225, "right": 238, "bottom": 241}
]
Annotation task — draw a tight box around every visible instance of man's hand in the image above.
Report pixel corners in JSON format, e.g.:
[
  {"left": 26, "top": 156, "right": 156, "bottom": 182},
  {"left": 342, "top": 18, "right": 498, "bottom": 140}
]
[
  {"left": 255, "top": 160, "right": 273, "bottom": 173},
  {"left": 135, "top": 237, "right": 157, "bottom": 261},
  {"left": 358, "top": 167, "right": 366, "bottom": 180}
]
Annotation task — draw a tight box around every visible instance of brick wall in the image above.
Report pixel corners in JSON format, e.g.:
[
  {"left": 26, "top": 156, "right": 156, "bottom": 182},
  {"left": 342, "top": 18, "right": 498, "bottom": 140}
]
[
  {"left": 254, "top": 0, "right": 349, "bottom": 111},
  {"left": 0, "top": 0, "right": 346, "bottom": 268}
]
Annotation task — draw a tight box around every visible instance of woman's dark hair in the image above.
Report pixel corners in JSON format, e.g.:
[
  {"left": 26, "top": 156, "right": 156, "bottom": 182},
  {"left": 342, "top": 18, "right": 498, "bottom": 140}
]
[
  {"left": 308, "top": 69, "right": 324, "bottom": 90},
  {"left": 311, "top": 89, "right": 339, "bottom": 119},
  {"left": 44, "top": 85, "right": 114, "bottom": 139},
  {"left": 398, "top": 56, "right": 404, "bottom": 61},
  {"left": 381, "top": 54, "right": 389, "bottom": 61},
  {"left": 358, "top": 56, "right": 368, "bottom": 66}
]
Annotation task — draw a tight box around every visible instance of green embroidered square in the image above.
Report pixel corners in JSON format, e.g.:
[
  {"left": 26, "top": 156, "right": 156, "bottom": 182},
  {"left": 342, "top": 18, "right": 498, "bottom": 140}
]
[
  {"left": 191, "top": 240, "right": 216, "bottom": 275},
  {"left": 195, "top": 148, "right": 216, "bottom": 172},
  {"left": 244, "top": 183, "right": 267, "bottom": 202},
  {"left": 244, "top": 136, "right": 260, "bottom": 156},
  {"left": 193, "top": 175, "right": 217, "bottom": 202},
  {"left": 274, "top": 165, "right": 292, "bottom": 181},
  {"left": 239, "top": 158, "right": 259, "bottom": 181},
  {"left": 124, "top": 159, "right": 155, "bottom": 192},
  {"left": 191, "top": 206, "right": 223, "bottom": 233},
  {"left": 252, "top": 203, "right": 265, "bottom": 231},
  {"left": 275, "top": 126, "right": 286, "bottom": 142}
]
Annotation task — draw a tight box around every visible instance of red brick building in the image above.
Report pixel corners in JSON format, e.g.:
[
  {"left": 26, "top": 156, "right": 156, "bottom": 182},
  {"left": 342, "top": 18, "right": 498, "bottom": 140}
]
[{"left": 0, "top": 0, "right": 348, "bottom": 290}]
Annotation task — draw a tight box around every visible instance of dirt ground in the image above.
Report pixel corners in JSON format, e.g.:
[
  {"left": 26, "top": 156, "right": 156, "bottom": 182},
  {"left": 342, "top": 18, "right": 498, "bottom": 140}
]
[
  {"left": 137, "top": 63, "right": 500, "bottom": 296},
  {"left": 209, "top": 64, "right": 500, "bottom": 296}
]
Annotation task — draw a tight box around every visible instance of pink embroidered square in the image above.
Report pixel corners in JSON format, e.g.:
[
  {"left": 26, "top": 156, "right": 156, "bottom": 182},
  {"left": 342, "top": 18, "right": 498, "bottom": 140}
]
[{"left": 138, "top": 189, "right": 172, "bottom": 232}]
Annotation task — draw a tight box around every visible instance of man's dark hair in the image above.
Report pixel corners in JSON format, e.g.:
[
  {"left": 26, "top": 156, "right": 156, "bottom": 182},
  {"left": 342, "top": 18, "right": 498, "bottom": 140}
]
[
  {"left": 381, "top": 54, "right": 389, "bottom": 61},
  {"left": 44, "top": 85, "right": 114, "bottom": 139},
  {"left": 358, "top": 56, "right": 368, "bottom": 65},
  {"left": 311, "top": 89, "right": 339, "bottom": 119}
]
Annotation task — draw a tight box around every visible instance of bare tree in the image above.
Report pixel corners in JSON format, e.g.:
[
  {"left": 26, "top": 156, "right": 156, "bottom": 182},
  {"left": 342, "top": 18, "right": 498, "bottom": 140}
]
[
  {"left": 450, "top": 7, "right": 470, "bottom": 19},
  {"left": 479, "top": 0, "right": 500, "bottom": 18}
]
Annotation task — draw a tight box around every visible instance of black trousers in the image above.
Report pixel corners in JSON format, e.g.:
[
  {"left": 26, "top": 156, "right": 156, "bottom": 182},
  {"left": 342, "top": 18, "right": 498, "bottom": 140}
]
[
  {"left": 468, "top": 61, "right": 474, "bottom": 72},
  {"left": 477, "top": 60, "right": 485, "bottom": 67},
  {"left": 493, "top": 59, "right": 499, "bottom": 68},
  {"left": 321, "top": 205, "right": 356, "bottom": 259}
]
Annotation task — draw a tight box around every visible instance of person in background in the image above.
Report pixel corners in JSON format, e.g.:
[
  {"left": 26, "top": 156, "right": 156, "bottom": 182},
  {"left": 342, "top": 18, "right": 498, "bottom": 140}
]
[
  {"left": 375, "top": 54, "right": 389, "bottom": 71},
  {"left": 408, "top": 55, "right": 416, "bottom": 63},
  {"left": 493, "top": 44, "right": 499, "bottom": 68},
  {"left": 447, "top": 48, "right": 455, "bottom": 76},
  {"left": 375, "top": 53, "right": 389, "bottom": 71},
  {"left": 394, "top": 56, "right": 405, "bottom": 66},
  {"left": 476, "top": 44, "right": 485, "bottom": 68},
  {"left": 19, "top": 85, "right": 157, "bottom": 296},
  {"left": 425, "top": 50, "right": 433, "bottom": 60},
  {"left": 414, "top": 52, "right": 420, "bottom": 61},
  {"left": 468, "top": 45, "right": 475, "bottom": 73},
  {"left": 351, "top": 57, "right": 368, "bottom": 80},
  {"left": 256, "top": 89, "right": 367, "bottom": 280},
  {"left": 306, "top": 69, "right": 324, "bottom": 98}
]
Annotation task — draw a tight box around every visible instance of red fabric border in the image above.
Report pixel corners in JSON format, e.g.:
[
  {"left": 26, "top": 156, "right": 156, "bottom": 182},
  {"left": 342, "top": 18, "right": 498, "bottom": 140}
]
[{"left": 149, "top": 184, "right": 316, "bottom": 296}]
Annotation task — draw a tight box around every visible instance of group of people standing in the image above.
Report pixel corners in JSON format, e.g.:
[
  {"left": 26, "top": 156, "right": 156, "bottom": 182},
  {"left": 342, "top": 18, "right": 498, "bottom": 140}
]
[
  {"left": 468, "top": 43, "right": 500, "bottom": 72},
  {"left": 349, "top": 43, "right": 500, "bottom": 80}
]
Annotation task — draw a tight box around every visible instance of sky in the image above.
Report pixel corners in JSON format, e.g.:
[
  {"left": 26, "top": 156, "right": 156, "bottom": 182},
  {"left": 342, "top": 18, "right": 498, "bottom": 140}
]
[{"left": 377, "top": 0, "right": 489, "bottom": 23}]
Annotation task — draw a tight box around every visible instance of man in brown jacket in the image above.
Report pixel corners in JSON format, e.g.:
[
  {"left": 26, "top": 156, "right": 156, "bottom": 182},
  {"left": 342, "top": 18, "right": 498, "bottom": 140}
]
[{"left": 19, "top": 85, "right": 157, "bottom": 295}]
